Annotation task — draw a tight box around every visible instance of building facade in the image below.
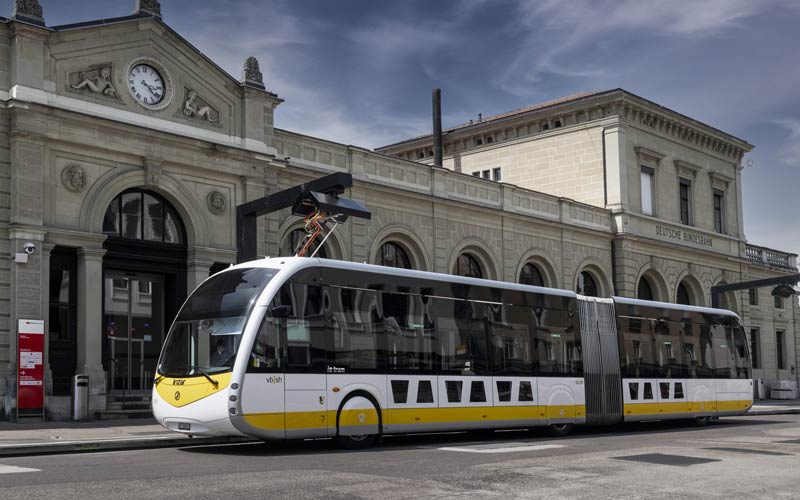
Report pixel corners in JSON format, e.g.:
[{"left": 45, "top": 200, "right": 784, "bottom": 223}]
[{"left": 0, "top": 1, "right": 796, "bottom": 420}]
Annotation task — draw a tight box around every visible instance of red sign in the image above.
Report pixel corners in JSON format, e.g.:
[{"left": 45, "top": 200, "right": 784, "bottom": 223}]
[{"left": 17, "top": 319, "right": 45, "bottom": 412}]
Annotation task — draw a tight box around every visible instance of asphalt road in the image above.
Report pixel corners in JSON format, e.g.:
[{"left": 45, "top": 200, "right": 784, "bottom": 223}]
[{"left": 1, "top": 415, "right": 799, "bottom": 499}]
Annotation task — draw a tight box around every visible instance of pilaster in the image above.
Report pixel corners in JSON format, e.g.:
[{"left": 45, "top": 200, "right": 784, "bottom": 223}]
[{"left": 76, "top": 247, "right": 106, "bottom": 414}]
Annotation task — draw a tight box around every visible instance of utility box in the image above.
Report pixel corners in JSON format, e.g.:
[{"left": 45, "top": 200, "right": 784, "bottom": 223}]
[
  {"left": 72, "top": 374, "right": 89, "bottom": 420},
  {"left": 755, "top": 379, "right": 766, "bottom": 400}
]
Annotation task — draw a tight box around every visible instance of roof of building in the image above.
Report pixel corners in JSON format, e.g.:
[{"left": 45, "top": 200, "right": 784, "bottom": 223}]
[{"left": 376, "top": 88, "right": 752, "bottom": 151}]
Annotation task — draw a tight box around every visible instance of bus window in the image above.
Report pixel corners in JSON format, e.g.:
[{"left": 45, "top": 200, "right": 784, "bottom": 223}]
[
  {"left": 490, "top": 304, "right": 534, "bottom": 376},
  {"left": 709, "top": 324, "right": 735, "bottom": 379},
  {"left": 697, "top": 324, "right": 714, "bottom": 378},
  {"left": 533, "top": 307, "right": 581, "bottom": 376},
  {"left": 326, "top": 286, "right": 381, "bottom": 372},
  {"left": 436, "top": 298, "right": 490, "bottom": 375},
  {"left": 385, "top": 292, "right": 435, "bottom": 374},
  {"left": 248, "top": 315, "right": 282, "bottom": 373},
  {"left": 653, "top": 320, "right": 686, "bottom": 378},
  {"left": 618, "top": 316, "right": 656, "bottom": 378},
  {"left": 731, "top": 325, "right": 751, "bottom": 379},
  {"left": 281, "top": 283, "right": 327, "bottom": 373}
]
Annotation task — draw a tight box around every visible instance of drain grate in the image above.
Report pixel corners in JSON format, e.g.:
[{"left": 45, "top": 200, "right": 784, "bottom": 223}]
[
  {"left": 613, "top": 453, "right": 720, "bottom": 467},
  {"left": 705, "top": 447, "right": 791, "bottom": 456}
]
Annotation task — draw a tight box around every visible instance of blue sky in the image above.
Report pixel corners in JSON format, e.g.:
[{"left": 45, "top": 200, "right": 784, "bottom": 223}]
[{"left": 23, "top": 0, "right": 800, "bottom": 256}]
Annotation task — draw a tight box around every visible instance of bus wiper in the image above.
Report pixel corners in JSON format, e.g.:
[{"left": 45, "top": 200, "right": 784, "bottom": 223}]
[{"left": 195, "top": 367, "right": 219, "bottom": 388}]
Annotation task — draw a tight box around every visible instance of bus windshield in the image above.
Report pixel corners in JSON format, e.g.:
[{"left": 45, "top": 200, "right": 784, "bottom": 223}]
[{"left": 158, "top": 267, "right": 278, "bottom": 377}]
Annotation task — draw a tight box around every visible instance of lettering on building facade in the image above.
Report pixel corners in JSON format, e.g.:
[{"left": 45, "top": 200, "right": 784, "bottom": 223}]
[{"left": 655, "top": 225, "right": 713, "bottom": 247}]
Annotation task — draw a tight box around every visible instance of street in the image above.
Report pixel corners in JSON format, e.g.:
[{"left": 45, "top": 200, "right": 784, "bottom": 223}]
[{"left": 1, "top": 415, "right": 799, "bottom": 499}]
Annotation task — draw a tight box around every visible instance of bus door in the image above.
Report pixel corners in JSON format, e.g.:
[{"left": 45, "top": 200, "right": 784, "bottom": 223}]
[
  {"left": 653, "top": 320, "right": 690, "bottom": 417},
  {"left": 241, "top": 308, "right": 286, "bottom": 439},
  {"left": 283, "top": 283, "right": 329, "bottom": 438}
]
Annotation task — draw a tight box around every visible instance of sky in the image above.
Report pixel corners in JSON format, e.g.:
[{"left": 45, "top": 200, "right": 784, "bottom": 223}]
[{"left": 21, "top": 0, "right": 800, "bottom": 256}]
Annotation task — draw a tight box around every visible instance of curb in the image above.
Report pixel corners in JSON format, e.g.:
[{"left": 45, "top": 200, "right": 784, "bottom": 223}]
[
  {"left": 0, "top": 435, "right": 257, "bottom": 458},
  {"left": 746, "top": 408, "right": 800, "bottom": 416}
]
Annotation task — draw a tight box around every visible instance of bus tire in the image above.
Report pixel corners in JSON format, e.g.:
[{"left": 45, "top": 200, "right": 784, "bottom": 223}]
[
  {"left": 336, "top": 433, "right": 376, "bottom": 450},
  {"left": 693, "top": 416, "right": 712, "bottom": 426},
  {"left": 336, "top": 391, "right": 381, "bottom": 450},
  {"left": 548, "top": 423, "right": 573, "bottom": 437}
]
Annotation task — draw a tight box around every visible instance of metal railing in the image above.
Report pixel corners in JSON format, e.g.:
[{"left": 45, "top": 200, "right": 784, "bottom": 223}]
[{"left": 746, "top": 244, "right": 798, "bottom": 272}]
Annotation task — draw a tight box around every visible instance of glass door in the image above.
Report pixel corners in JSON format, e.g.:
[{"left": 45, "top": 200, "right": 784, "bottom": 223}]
[{"left": 104, "top": 272, "right": 164, "bottom": 393}]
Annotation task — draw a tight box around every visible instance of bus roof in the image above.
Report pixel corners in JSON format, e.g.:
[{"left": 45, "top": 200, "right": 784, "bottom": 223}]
[
  {"left": 226, "top": 257, "right": 577, "bottom": 299},
  {"left": 613, "top": 296, "right": 741, "bottom": 319}
]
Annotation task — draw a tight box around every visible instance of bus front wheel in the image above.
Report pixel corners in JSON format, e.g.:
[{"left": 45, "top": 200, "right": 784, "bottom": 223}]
[{"left": 336, "top": 433, "right": 376, "bottom": 449}]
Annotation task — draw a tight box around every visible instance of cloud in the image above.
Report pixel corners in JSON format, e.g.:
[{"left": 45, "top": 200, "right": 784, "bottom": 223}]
[
  {"left": 775, "top": 119, "right": 800, "bottom": 167},
  {"left": 493, "top": 0, "right": 786, "bottom": 97}
]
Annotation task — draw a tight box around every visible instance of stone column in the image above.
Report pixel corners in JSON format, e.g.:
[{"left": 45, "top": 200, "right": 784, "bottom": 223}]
[
  {"left": 187, "top": 248, "right": 213, "bottom": 292},
  {"left": 76, "top": 247, "right": 106, "bottom": 414},
  {"left": 40, "top": 243, "right": 53, "bottom": 400}
]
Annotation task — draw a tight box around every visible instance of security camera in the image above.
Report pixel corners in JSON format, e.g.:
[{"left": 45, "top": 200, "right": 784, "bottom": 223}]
[{"left": 23, "top": 242, "right": 36, "bottom": 255}]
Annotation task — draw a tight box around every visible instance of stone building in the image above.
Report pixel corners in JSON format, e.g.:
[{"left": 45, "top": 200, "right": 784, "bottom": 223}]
[{"left": 0, "top": 1, "right": 796, "bottom": 420}]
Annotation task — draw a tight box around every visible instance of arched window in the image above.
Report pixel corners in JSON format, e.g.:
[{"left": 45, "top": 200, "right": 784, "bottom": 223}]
[
  {"left": 379, "top": 242, "right": 411, "bottom": 269},
  {"left": 281, "top": 228, "right": 327, "bottom": 258},
  {"left": 676, "top": 282, "right": 691, "bottom": 305},
  {"left": 578, "top": 271, "right": 599, "bottom": 297},
  {"left": 453, "top": 254, "right": 483, "bottom": 279},
  {"left": 637, "top": 276, "right": 654, "bottom": 301},
  {"left": 519, "top": 263, "right": 545, "bottom": 287},
  {"left": 102, "top": 190, "right": 183, "bottom": 244}
]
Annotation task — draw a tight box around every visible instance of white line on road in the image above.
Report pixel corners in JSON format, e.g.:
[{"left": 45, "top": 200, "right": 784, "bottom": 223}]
[
  {"left": 0, "top": 465, "right": 41, "bottom": 474},
  {"left": 438, "top": 444, "right": 565, "bottom": 453}
]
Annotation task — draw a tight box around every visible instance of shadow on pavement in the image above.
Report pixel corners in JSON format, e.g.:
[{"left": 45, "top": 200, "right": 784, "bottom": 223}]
[{"left": 179, "top": 416, "right": 796, "bottom": 457}]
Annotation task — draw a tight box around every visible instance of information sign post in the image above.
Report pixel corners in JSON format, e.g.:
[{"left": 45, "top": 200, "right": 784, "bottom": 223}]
[{"left": 17, "top": 319, "right": 45, "bottom": 421}]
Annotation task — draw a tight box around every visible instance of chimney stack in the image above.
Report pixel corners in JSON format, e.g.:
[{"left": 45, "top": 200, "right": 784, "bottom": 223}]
[{"left": 432, "top": 88, "right": 443, "bottom": 167}]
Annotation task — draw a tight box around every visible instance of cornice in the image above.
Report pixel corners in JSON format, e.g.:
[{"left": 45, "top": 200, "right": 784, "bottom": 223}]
[{"left": 383, "top": 91, "right": 751, "bottom": 166}]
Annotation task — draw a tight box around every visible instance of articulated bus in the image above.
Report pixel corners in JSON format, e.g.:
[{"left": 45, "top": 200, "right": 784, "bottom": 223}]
[{"left": 153, "top": 257, "right": 752, "bottom": 448}]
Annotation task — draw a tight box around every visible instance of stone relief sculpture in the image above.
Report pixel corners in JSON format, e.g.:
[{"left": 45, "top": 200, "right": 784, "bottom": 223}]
[
  {"left": 144, "top": 158, "right": 163, "bottom": 187},
  {"left": 61, "top": 165, "right": 87, "bottom": 193},
  {"left": 183, "top": 90, "right": 218, "bottom": 123},
  {"left": 70, "top": 66, "right": 118, "bottom": 98},
  {"left": 207, "top": 191, "right": 227, "bottom": 215},
  {"left": 135, "top": 0, "right": 161, "bottom": 17}
]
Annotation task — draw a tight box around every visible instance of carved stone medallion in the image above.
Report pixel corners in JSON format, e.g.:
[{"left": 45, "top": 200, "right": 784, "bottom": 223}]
[
  {"left": 61, "top": 164, "right": 87, "bottom": 192},
  {"left": 207, "top": 191, "right": 226, "bottom": 215}
]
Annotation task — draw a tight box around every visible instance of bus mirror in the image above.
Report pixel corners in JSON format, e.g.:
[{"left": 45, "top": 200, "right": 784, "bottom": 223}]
[{"left": 271, "top": 305, "right": 292, "bottom": 318}]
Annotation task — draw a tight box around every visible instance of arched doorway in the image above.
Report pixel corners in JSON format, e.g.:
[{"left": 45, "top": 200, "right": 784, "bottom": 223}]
[
  {"left": 101, "top": 189, "right": 187, "bottom": 394},
  {"left": 577, "top": 271, "right": 599, "bottom": 297}
]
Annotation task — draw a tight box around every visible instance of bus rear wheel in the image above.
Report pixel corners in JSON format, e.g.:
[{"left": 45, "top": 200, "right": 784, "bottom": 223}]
[
  {"left": 693, "top": 416, "right": 712, "bottom": 426},
  {"left": 548, "top": 423, "right": 573, "bottom": 437}
]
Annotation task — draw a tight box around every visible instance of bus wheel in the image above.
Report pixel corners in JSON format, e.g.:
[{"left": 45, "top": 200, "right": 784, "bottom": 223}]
[
  {"left": 694, "top": 416, "right": 711, "bottom": 426},
  {"left": 548, "top": 423, "right": 573, "bottom": 437},
  {"left": 336, "top": 433, "right": 376, "bottom": 449}
]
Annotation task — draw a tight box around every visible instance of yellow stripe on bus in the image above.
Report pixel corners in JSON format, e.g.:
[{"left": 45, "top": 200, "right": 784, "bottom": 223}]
[
  {"left": 243, "top": 405, "right": 585, "bottom": 431},
  {"left": 243, "top": 400, "right": 752, "bottom": 432},
  {"left": 624, "top": 399, "right": 752, "bottom": 416}
]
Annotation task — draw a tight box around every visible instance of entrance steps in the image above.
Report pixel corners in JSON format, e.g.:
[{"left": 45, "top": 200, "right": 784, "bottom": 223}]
[{"left": 96, "top": 394, "right": 153, "bottom": 420}]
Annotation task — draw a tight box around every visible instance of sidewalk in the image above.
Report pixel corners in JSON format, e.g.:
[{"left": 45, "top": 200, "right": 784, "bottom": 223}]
[
  {"left": 0, "top": 418, "right": 254, "bottom": 457},
  {"left": 0, "top": 401, "right": 798, "bottom": 458}
]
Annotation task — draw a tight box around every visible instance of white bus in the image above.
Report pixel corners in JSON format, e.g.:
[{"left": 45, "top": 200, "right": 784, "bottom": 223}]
[{"left": 152, "top": 257, "right": 753, "bottom": 448}]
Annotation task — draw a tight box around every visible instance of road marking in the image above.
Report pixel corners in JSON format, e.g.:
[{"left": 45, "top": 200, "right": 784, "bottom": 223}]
[
  {"left": 0, "top": 465, "right": 41, "bottom": 474},
  {"left": 438, "top": 444, "right": 565, "bottom": 454}
]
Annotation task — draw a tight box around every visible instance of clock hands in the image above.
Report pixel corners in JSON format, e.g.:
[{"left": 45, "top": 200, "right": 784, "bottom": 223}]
[{"left": 140, "top": 80, "right": 162, "bottom": 97}]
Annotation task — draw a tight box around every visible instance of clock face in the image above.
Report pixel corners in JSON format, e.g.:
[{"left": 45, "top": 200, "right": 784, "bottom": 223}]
[{"left": 127, "top": 64, "right": 166, "bottom": 106}]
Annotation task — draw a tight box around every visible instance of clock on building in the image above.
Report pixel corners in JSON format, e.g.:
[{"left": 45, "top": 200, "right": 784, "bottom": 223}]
[{"left": 125, "top": 58, "right": 173, "bottom": 110}]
